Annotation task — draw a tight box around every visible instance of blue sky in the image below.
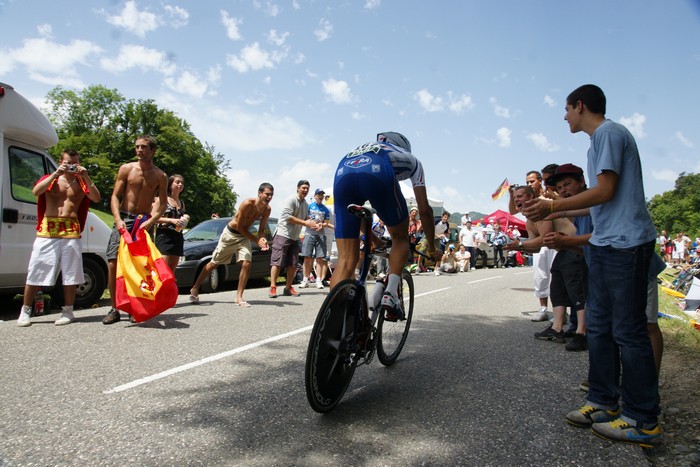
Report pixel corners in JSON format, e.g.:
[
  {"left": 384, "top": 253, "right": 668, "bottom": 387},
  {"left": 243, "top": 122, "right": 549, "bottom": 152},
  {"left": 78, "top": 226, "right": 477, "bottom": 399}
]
[{"left": 2, "top": 0, "right": 699, "bottom": 219}]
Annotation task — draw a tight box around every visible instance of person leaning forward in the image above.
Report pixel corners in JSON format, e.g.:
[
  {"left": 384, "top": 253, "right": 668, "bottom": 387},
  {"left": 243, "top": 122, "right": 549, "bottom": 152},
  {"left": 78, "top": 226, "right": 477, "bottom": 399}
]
[
  {"left": 103, "top": 135, "right": 168, "bottom": 325},
  {"left": 189, "top": 183, "right": 274, "bottom": 307}
]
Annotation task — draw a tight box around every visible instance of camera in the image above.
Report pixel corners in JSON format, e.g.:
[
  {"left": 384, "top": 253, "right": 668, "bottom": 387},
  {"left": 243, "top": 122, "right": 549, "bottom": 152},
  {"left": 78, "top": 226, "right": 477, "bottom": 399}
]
[{"left": 66, "top": 164, "right": 78, "bottom": 173}]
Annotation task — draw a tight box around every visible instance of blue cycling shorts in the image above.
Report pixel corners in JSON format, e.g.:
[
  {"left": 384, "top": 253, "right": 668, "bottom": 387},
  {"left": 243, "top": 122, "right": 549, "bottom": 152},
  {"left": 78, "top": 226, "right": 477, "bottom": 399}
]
[{"left": 333, "top": 151, "right": 408, "bottom": 239}]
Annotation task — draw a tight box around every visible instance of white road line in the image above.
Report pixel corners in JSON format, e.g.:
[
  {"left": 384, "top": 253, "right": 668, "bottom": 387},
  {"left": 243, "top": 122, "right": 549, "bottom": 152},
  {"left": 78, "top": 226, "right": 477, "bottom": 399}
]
[
  {"left": 105, "top": 287, "right": 453, "bottom": 394},
  {"left": 467, "top": 276, "right": 502, "bottom": 284},
  {"left": 104, "top": 326, "right": 313, "bottom": 394},
  {"left": 515, "top": 271, "right": 533, "bottom": 276}
]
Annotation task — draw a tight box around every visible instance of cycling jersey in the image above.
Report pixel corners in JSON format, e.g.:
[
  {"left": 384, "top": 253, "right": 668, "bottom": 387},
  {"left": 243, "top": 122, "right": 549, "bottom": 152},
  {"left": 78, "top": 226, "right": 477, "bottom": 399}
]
[{"left": 333, "top": 141, "right": 426, "bottom": 239}]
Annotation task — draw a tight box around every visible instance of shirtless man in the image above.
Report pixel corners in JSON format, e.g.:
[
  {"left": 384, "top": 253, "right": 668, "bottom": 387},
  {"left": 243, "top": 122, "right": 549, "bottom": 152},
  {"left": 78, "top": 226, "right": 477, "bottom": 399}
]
[
  {"left": 17, "top": 149, "right": 101, "bottom": 327},
  {"left": 189, "top": 183, "right": 274, "bottom": 307},
  {"left": 506, "top": 185, "right": 577, "bottom": 333},
  {"left": 102, "top": 135, "right": 168, "bottom": 324}
]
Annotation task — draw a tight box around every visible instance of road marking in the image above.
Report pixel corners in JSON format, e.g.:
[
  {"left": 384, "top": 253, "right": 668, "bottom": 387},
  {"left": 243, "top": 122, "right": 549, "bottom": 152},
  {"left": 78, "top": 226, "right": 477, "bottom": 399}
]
[
  {"left": 105, "top": 286, "right": 453, "bottom": 394},
  {"left": 515, "top": 271, "right": 532, "bottom": 276},
  {"left": 104, "top": 325, "right": 313, "bottom": 394},
  {"left": 467, "top": 276, "right": 501, "bottom": 284}
]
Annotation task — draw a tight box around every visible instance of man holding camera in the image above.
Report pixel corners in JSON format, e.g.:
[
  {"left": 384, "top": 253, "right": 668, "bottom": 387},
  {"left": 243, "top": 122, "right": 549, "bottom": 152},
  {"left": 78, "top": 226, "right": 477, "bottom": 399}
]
[{"left": 17, "top": 149, "right": 101, "bottom": 327}]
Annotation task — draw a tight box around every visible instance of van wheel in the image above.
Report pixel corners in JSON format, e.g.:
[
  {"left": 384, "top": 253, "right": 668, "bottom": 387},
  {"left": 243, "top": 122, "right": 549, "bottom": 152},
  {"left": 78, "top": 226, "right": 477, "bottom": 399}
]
[
  {"left": 200, "top": 266, "right": 220, "bottom": 293},
  {"left": 53, "top": 257, "right": 107, "bottom": 309}
]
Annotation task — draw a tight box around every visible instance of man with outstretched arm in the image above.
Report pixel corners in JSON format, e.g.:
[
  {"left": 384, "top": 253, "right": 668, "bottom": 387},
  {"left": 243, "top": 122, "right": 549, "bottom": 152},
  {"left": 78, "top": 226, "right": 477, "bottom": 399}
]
[
  {"left": 189, "top": 183, "right": 273, "bottom": 307},
  {"left": 523, "top": 84, "right": 661, "bottom": 447}
]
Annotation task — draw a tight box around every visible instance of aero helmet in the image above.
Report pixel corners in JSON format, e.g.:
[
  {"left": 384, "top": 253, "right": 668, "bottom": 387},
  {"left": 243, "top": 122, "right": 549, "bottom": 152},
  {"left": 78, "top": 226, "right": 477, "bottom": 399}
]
[{"left": 377, "top": 131, "right": 411, "bottom": 152}]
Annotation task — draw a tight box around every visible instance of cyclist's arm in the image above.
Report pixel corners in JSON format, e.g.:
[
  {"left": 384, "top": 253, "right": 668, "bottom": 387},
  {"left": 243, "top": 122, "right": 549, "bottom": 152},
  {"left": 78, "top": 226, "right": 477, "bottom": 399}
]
[{"left": 413, "top": 186, "right": 435, "bottom": 254}]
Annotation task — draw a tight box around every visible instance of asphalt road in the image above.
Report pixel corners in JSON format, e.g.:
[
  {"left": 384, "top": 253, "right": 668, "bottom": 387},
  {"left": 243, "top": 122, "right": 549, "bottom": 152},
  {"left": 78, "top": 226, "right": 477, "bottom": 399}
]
[{"left": 0, "top": 267, "right": 648, "bottom": 466}]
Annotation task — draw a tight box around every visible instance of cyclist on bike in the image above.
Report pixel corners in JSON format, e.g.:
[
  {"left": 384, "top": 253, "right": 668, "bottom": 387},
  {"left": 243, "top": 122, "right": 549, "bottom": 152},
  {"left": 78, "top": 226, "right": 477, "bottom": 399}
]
[{"left": 331, "top": 132, "right": 437, "bottom": 319}]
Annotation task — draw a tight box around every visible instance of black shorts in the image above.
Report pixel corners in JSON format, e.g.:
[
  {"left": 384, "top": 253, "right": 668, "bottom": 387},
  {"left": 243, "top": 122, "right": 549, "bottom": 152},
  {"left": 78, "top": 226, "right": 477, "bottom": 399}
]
[
  {"left": 549, "top": 250, "right": 587, "bottom": 311},
  {"left": 106, "top": 213, "right": 150, "bottom": 261},
  {"left": 155, "top": 227, "right": 184, "bottom": 256}
]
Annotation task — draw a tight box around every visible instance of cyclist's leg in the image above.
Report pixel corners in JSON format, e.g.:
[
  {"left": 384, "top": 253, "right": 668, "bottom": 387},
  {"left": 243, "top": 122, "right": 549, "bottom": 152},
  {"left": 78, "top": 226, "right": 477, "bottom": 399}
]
[
  {"left": 332, "top": 238, "right": 360, "bottom": 288},
  {"left": 384, "top": 220, "right": 409, "bottom": 295}
]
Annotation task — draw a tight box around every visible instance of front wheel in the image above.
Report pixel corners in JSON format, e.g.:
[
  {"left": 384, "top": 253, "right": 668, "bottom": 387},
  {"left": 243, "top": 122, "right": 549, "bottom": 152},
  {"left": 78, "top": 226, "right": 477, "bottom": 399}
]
[
  {"left": 377, "top": 270, "right": 414, "bottom": 366},
  {"left": 305, "top": 279, "right": 363, "bottom": 413}
]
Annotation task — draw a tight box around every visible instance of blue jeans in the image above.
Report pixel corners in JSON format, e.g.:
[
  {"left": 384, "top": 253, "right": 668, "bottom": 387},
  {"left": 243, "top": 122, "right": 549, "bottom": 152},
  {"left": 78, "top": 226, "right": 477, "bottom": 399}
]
[{"left": 586, "top": 241, "right": 659, "bottom": 425}]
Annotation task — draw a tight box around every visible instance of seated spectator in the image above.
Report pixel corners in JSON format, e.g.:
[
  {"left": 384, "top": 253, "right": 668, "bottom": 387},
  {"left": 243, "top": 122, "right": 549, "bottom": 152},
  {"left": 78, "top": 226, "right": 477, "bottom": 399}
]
[
  {"left": 438, "top": 244, "right": 459, "bottom": 274},
  {"left": 455, "top": 244, "right": 471, "bottom": 272}
]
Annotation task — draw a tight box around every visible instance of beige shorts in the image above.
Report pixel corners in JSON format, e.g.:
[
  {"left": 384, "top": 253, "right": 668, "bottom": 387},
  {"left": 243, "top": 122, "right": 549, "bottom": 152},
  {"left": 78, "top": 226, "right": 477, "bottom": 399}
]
[
  {"left": 26, "top": 237, "right": 84, "bottom": 286},
  {"left": 211, "top": 227, "right": 252, "bottom": 265}
]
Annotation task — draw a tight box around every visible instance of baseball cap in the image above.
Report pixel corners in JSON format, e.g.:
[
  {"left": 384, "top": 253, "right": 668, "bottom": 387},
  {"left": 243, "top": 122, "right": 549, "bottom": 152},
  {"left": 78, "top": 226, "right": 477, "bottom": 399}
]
[
  {"left": 314, "top": 188, "right": 325, "bottom": 195},
  {"left": 448, "top": 244, "right": 455, "bottom": 249},
  {"left": 546, "top": 163, "right": 584, "bottom": 186}
]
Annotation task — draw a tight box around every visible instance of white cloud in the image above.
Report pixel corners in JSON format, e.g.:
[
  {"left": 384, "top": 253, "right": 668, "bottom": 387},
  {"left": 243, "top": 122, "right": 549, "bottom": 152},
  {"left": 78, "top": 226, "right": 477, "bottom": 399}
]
[
  {"left": 675, "top": 131, "right": 694, "bottom": 148},
  {"left": 526, "top": 132, "right": 560, "bottom": 152},
  {"left": 365, "top": 0, "right": 381, "bottom": 9},
  {"left": 496, "top": 127, "right": 512, "bottom": 148},
  {"left": 351, "top": 111, "right": 366, "bottom": 120},
  {"left": 221, "top": 10, "right": 243, "bottom": 40},
  {"left": 619, "top": 112, "right": 646, "bottom": 139},
  {"left": 227, "top": 158, "right": 334, "bottom": 218},
  {"left": 164, "top": 5, "right": 189, "bottom": 28},
  {"left": 292, "top": 0, "right": 301, "bottom": 10},
  {"left": 226, "top": 42, "right": 276, "bottom": 73},
  {"left": 4, "top": 37, "right": 103, "bottom": 88},
  {"left": 490, "top": 97, "right": 511, "bottom": 118},
  {"left": 414, "top": 89, "right": 444, "bottom": 112},
  {"left": 164, "top": 66, "right": 221, "bottom": 98},
  {"left": 267, "top": 29, "right": 289, "bottom": 46},
  {"left": 101, "top": 44, "right": 176, "bottom": 75},
  {"left": 101, "top": 1, "right": 159, "bottom": 38},
  {"left": 264, "top": 2, "right": 281, "bottom": 16},
  {"left": 414, "top": 89, "right": 473, "bottom": 114},
  {"left": 322, "top": 78, "right": 353, "bottom": 104},
  {"left": 543, "top": 95, "right": 556, "bottom": 108},
  {"left": 447, "top": 92, "right": 474, "bottom": 113},
  {"left": 314, "top": 19, "right": 333, "bottom": 41},
  {"left": 37, "top": 24, "right": 53, "bottom": 38},
  {"left": 650, "top": 169, "right": 678, "bottom": 182}
]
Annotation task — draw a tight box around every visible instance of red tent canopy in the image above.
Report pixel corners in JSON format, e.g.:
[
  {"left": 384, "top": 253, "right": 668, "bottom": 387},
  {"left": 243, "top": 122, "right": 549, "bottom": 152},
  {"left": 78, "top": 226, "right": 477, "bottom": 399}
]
[{"left": 474, "top": 209, "right": 527, "bottom": 232}]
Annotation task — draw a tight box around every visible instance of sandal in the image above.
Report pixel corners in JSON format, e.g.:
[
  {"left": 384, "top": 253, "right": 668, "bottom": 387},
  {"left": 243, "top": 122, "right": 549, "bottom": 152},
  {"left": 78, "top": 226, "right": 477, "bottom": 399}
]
[
  {"left": 189, "top": 294, "right": 200, "bottom": 304},
  {"left": 235, "top": 301, "right": 252, "bottom": 308}
]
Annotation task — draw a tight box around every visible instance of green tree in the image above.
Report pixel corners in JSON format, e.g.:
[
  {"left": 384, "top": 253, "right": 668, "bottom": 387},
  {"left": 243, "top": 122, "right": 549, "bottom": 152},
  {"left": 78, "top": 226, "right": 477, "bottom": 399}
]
[
  {"left": 648, "top": 172, "right": 700, "bottom": 237},
  {"left": 43, "top": 85, "right": 237, "bottom": 224}
]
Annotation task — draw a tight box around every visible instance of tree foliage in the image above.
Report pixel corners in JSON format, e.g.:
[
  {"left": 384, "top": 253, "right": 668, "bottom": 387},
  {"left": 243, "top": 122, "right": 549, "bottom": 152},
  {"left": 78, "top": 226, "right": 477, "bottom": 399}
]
[
  {"left": 647, "top": 172, "right": 700, "bottom": 237},
  {"left": 44, "top": 85, "right": 237, "bottom": 225}
]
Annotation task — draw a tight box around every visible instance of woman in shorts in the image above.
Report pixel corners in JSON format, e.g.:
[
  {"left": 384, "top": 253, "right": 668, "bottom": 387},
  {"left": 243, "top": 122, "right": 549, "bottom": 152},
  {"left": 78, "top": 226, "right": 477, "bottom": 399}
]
[{"left": 153, "top": 174, "right": 189, "bottom": 272}]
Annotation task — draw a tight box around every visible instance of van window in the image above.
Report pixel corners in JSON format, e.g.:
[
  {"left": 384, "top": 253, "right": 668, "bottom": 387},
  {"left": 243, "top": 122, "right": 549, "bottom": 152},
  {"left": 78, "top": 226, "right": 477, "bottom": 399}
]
[{"left": 9, "top": 146, "right": 50, "bottom": 204}]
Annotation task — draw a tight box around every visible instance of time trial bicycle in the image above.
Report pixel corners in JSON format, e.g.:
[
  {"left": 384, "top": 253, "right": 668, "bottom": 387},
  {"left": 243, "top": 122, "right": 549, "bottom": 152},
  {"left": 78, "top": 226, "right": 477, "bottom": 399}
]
[{"left": 305, "top": 204, "right": 419, "bottom": 413}]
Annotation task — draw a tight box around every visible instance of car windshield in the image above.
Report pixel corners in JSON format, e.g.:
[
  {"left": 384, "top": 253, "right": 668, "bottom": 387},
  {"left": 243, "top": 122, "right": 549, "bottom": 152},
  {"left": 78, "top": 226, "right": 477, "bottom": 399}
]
[
  {"left": 183, "top": 218, "right": 267, "bottom": 241},
  {"left": 184, "top": 218, "right": 229, "bottom": 241}
]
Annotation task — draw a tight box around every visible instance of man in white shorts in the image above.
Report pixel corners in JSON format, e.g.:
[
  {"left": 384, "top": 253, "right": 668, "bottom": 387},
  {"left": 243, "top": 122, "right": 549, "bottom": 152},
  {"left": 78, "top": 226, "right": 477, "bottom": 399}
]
[{"left": 17, "top": 149, "right": 101, "bottom": 327}]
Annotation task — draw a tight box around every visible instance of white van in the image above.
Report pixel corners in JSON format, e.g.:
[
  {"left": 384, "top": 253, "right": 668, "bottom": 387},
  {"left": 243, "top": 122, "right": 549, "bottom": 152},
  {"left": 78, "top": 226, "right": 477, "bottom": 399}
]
[{"left": 0, "top": 82, "right": 110, "bottom": 308}]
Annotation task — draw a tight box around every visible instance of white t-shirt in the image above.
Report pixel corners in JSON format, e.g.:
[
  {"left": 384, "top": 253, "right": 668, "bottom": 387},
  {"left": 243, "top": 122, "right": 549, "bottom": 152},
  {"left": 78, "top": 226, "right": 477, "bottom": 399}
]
[{"left": 459, "top": 226, "right": 477, "bottom": 247}]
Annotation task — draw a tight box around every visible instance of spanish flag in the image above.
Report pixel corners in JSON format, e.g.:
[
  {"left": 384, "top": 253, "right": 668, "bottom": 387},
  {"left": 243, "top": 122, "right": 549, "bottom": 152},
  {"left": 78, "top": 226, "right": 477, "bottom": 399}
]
[{"left": 491, "top": 178, "right": 510, "bottom": 201}]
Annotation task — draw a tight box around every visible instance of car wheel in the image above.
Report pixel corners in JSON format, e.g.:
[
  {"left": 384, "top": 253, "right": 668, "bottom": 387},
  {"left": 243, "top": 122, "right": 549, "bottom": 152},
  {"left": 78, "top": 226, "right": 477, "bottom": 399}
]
[
  {"left": 53, "top": 256, "right": 107, "bottom": 309},
  {"left": 201, "top": 266, "right": 220, "bottom": 293}
]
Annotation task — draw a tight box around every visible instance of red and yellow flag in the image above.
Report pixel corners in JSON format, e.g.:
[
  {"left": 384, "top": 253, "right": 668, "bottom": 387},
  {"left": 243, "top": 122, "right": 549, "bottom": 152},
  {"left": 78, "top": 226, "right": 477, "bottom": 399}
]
[{"left": 491, "top": 178, "right": 510, "bottom": 201}]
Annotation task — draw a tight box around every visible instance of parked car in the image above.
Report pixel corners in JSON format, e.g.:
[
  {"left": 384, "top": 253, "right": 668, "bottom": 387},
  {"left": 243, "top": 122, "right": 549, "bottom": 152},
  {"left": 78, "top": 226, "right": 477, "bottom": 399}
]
[{"left": 174, "top": 217, "right": 277, "bottom": 293}]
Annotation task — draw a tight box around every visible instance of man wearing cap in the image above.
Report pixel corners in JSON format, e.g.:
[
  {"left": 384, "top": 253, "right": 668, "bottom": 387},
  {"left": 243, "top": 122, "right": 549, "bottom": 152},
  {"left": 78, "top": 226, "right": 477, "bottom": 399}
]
[
  {"left": 269, "top": 180, "right": 317, "bottom": 298},
  {"left": 299, "top": 188, "right": 331, "bottom": 289}
]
